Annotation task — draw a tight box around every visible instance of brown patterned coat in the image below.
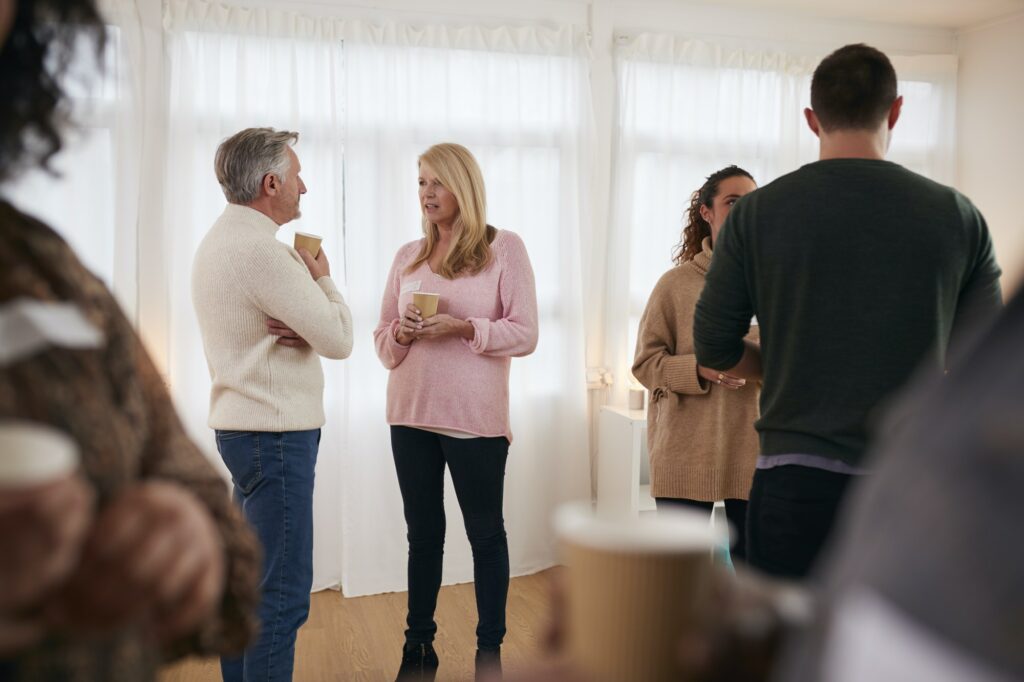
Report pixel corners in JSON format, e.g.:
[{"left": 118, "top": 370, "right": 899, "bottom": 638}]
[{"left": 0, "top": 201, "right": 260, "bottom": 680}]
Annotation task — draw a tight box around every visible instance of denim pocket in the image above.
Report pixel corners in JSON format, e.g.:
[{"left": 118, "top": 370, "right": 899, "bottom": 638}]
[
  {"left": 215, "top": 430, "right": 263, "bottom": 493},
  {"left": 215, "top": 430, "right": 251, "bottom": 441}
]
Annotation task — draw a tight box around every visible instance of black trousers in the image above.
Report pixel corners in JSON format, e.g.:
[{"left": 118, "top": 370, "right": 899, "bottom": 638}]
[
  {"left": 745, "top": 465, "right": 855, "bottom": 579},
  {"left": 655, "top": 497, "right": 749, "bottom": 561},
  {"left": 390, "top": 426, "right": 510, "bottom": 650}
]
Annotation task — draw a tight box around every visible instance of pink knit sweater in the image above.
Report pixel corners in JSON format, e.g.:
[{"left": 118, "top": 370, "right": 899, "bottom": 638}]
[{"left": 373, "top": 229, "right": 538, "bottom": 442}]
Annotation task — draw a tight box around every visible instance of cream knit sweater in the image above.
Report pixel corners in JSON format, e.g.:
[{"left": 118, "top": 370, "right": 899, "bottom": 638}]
[
  {"left": 632, "top": 238, "right": 759, "bottom": 501},
  {"left": 191, "top": 204, "right": 353, "bottom": 432}
]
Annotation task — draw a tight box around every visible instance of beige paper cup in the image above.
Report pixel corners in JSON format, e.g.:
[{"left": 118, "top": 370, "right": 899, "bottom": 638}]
[
  {"left": 0, "top": 420, "right": 80, "bottom": 488},
  {"left": 412, "top": 292, "right": 440, "bottom": 318},
  {"left": 293, "top": 231, "right": 323, "bottom": 258},
  {"left": 555, "top": 502, "right": 717, "bottom": 682}
]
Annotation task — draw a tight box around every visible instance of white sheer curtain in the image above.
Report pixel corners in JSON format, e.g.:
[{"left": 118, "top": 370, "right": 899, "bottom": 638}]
[
  {"left": 162, "top": 2, "right": 592, "bottom": 596},
  {"left": 606, "top": 36, "right": 958, "bottom": 403}
]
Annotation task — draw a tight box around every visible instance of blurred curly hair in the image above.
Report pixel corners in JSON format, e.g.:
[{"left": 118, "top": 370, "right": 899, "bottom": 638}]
[{"left": 0, "top": 0, "right": 106, "bottom": 182}]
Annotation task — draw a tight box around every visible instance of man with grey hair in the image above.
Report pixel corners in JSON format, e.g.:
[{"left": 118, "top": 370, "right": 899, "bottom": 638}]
[{"left": 192, "top": 127, "right": 354, "bottom": 682}]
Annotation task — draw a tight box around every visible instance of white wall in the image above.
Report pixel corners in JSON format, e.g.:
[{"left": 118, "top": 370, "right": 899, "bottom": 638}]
[
  {"left": 610, "top": 0, "right": 957, "bottom": 55},
  {"left": 957, "top": 12, "right": 1024, "bottom": 296}
]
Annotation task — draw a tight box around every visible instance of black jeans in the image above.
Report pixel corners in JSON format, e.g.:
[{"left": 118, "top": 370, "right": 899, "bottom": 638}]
[
  {"left": 391, "top": 426, "right": 510, "bottom": 650},
  {"left": 746, "top": 465, "right": 855, "bottom": 579},
  {"left": 655, "top": 497, "right": 748, "bottom": 562}
]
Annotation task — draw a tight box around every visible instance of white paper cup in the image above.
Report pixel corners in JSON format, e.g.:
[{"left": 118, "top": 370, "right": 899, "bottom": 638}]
[
  {"left": 0, "top": 420, "right": 80, "bottom": 488},
  {"left": 555, "top": 502, "right": 717, "bottom": 682}
]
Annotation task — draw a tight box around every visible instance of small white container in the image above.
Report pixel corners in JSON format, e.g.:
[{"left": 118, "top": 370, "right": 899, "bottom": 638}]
[
  {"left": 628, "top": 387, "right": 646, "bottom": 410},
  {"left": 0, "top": 420, "right": 80, "bottom": 488}
]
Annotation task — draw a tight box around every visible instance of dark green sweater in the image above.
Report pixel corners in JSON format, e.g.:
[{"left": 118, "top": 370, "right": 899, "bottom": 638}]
[{"left": 693, "top": 159, "right": 1002, "bottom": 466}]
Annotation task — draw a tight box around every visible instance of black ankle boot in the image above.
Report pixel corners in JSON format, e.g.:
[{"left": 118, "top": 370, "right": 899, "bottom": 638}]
[
  {"left": 395, "top": 642, "right": 439, "bottom": 681},
  {"left": 475, "top": 647, "right": 502, "bottom": 680}
]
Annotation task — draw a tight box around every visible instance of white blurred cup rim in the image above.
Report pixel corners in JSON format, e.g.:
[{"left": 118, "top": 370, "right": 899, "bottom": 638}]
[
  {"left": 0, "top": 420, "right": 80, "bottom": 488},
  {"left": 555, "top": 500, "right": 717, "bottom": 554}
]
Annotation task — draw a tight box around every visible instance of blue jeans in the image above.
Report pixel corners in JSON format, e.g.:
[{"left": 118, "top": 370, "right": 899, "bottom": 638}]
[{"left": 215, "top": 429, "right": 320, "bottom": 682}]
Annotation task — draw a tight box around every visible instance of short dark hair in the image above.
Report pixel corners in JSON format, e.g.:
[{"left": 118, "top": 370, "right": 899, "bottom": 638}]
[
  {"left": 0, "top": 0, "right": 106, "bottom": 183},
  {"left": 810, "top": 44, "right": 898, "bottom": 132}
]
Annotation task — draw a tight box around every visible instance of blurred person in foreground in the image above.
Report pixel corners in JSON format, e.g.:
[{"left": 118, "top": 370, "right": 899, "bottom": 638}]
[
  {"left": 0, "top": 1, "right": 260, "bottom": 679},
  {"left": 511, "top": 283, "right": 1024, "bottom": 681}
]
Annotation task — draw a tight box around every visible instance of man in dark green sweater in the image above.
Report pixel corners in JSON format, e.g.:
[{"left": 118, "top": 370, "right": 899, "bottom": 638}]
[{"left": 693, "top": 43, "right": 1002, "bottom": 579}]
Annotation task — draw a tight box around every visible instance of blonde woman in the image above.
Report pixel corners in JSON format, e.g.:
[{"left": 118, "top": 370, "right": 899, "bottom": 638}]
[
  {"left": 374, "top": 143, "right": 538, "bottom": 681},
  {"left": 632, "top": 165, "right": 759, "bottom": 561}
]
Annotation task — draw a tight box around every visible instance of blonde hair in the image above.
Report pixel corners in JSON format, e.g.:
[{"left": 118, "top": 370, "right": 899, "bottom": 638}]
[{"left": 407, "top": 143, "right": 493, "bottom": 279}]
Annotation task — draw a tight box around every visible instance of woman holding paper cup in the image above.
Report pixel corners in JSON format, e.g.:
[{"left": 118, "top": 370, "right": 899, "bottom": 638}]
[
  {"left": 374, "top": 142, "right": 538, "bottom": 680},
  {"left": 0, "top": 1, "right": 259, "bottom": 678},
  {"left": 632, "top": 166, "right": 759, "bottom": 561}
]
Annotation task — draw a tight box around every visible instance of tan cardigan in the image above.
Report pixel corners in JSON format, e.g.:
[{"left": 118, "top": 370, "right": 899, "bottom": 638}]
[{"left": 632, "top": 238, "right": 760, "bottom": 501}]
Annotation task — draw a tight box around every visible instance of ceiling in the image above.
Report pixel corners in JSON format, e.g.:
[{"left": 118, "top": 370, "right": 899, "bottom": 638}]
[{"left": 672, "top": 0, "right": 1024, "bottom": 30}]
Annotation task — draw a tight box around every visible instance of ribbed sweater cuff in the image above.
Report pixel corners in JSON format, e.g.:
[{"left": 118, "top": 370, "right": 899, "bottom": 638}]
[
  {"left": 664, "top": 354, "right": 708, "bottom": 395},
  {"left": 389, "top": 320, "right": 412, "bottom": 350},
  {"left": 316, "top": 276, "right": 343, "bottom": 302},
  {"left": 465, "top": 318, "right": 489, "bottom": 354}
]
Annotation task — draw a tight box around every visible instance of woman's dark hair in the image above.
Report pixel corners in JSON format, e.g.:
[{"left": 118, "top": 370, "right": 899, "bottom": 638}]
[
  {"left": 0, "top": 0, "right": 106, "bottom": 182},
  {"left": 672, "top": 165, "right": 754, "bottom": 265}
]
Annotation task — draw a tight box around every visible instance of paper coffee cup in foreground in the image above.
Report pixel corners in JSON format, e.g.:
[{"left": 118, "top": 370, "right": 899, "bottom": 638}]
[
  {"left": 0, "top": 420, "right": 80, "bottom": 488},
  {"left": 555, "top": 502, "right": 718, "bottom": 682},
  {"left": 412, "top": 292, "right": 440, "bottom": 318},
  {"left": 294, "top": 232, "right": 323, "bottom": 258}
]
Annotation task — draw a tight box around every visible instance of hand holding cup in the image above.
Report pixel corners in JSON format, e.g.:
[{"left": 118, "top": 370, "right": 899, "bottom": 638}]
[
  {"left": 298, "top": 246, "right": 330, "bottom": 280},
  {"left": 45, "top": 481, "right": 226, "bottom": 645},
  {"left": 0, "top": 422, "right": 92, "bottom": 655},
  {"left": 293, "top": 232, "right": 322, "bottom": 258}
]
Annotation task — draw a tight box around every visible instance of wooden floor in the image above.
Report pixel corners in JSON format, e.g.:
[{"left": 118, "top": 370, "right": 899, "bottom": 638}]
[{"left": 159, "top": 569, "right": 556, "bottom": 682}]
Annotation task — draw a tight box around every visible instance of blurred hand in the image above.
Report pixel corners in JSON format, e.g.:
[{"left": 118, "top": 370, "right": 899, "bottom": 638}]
[
  {"left": 530, "top": 566, "right": 802, "bottom": 682},
  {"left": 417, "top": 314, "right": 473, "bottom": 341},
  {"left": 267, "top": 318, "right": 309, "bottom": 348},
  {"left": 298, "top": 247, "right": 330, "bottom": 280},
  {"left": 47, "top": 481, "right": 226, "bottom": 645},
  {"left": 503, "top": 569, "right": 590, "bottom": 682},
  {"left": 678, "top": 568, "right": 810, "bottom": 682},
  {"left": 697, "top": 365, "right": 746, "bottom": 390},
  {"left": 0, "top": 475, "right": 94, "bottom": 654}
]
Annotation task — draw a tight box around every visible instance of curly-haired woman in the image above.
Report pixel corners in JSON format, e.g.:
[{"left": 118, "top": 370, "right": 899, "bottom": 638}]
[
  {"left": 0, "top": 2, "right": 259, "bottom": 680},
  {"left": 632, "top": 165, "right": 759, "bottom": 561}
]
